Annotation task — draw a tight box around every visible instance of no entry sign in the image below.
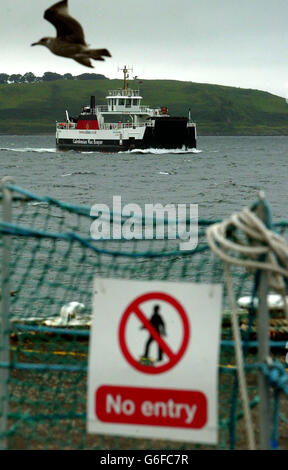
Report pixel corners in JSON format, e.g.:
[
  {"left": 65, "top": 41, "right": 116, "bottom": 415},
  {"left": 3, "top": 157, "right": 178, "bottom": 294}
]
[
  {"left": 87, "top": 278, "right": 222, "bottom": 444},
  {"left": 119, "top": 291, "right": 190, "bottom": 374}
]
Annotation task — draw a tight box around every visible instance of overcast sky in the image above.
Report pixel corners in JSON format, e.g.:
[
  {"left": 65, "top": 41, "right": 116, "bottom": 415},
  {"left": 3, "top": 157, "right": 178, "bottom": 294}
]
[{"left": 1, "top": 0, "right": 288, "bottom": 97}]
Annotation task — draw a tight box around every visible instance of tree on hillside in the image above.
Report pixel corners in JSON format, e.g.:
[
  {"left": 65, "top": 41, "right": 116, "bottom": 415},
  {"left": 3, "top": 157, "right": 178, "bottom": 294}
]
[
  {"left": 63, "top": 73, "right": 74, "bottom": 80},
  {"left": 76, "top": 73, "right": 107, "bottom": 80},
  {"left": 9, "top": 74, "right": 23, "bottom": 83},
  {"left": 42, "top": 72, "right": 63, "bottom": 81},
  {"left": 22, "top": 72, "right": 37, "bottom": 83},
  {"left": 0, "top": 72, "right": 109, "bottom": 84},
  {"left": 0, "top": 74, "right": 9, "bottom": 84}
]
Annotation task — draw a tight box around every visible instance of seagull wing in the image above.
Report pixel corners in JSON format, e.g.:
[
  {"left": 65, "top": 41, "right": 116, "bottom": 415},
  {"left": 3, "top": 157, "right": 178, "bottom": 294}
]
[{"left": 44, "top": 0, "right": 86, "bottom": 45}]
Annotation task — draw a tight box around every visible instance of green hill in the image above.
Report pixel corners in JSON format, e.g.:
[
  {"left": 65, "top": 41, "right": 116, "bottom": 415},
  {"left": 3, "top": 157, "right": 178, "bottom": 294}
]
[{"left": 0, "top": 78, "right": 288, "bottom": 135}]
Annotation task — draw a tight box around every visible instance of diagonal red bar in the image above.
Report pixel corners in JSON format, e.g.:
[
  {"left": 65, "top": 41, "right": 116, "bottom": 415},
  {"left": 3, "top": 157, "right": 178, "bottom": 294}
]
[{"left": 133, "top": 305, "right": 175, "bottom": 360}]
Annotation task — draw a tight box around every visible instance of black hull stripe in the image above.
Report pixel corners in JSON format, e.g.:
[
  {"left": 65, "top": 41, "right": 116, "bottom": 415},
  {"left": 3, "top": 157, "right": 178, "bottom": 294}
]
[{"left": 56, "top": 140, "right": 197, "bottom": 152}]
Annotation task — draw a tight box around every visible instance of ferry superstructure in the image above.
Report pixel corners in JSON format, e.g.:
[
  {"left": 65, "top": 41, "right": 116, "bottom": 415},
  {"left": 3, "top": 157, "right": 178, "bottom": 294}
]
[{"left": 56, "top": 66, "right": 197, "bottom": 152}]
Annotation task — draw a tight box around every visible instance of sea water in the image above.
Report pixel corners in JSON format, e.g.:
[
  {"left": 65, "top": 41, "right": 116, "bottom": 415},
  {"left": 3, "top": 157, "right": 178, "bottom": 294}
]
[{"left": 0, "top": 134, "right": 287, "bottom": 222}]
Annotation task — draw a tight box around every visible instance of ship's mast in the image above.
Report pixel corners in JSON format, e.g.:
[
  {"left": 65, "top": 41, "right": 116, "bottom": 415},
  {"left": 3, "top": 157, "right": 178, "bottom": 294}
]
[{"left": 120, "top": 65, "right": 133, "bottom": 95}]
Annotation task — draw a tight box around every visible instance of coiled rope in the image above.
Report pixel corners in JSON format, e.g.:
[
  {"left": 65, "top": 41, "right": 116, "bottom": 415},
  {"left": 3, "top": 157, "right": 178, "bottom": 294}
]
[
  {"left": 207, "top": 207, "right": 288, "bottom": 300},
  {"left": 207, "top": 197, "right": 288, "bottom": 450}
]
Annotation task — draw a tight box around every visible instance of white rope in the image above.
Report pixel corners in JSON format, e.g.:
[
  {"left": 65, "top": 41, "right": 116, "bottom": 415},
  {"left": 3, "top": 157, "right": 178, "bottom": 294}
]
[
  {"left": 223, "top": 262, "right": 256, "bottom": 450},
  {"left": 207, "top": 208, "right": 288, "bottom": 314},
  {"left": 207, "top": 205, "right": 288, "bottom": 450}
]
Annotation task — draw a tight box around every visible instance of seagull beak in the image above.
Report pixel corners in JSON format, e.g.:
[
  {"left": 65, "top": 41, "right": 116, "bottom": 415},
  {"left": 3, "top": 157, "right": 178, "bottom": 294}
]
[{"left": 31, "top": 42, "right": 40, "bottom": 46}]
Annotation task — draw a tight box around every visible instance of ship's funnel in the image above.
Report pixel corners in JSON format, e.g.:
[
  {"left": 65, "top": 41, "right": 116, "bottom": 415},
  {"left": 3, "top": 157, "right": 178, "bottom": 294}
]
[{"left": 90, "top": 96, "right": 96, "bottom": 112}]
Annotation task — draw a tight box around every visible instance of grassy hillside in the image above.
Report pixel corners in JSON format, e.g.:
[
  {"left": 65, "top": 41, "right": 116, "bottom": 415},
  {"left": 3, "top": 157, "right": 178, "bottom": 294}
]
[{"left": 0, "top": 79, "right": 288, "bottom": 135}]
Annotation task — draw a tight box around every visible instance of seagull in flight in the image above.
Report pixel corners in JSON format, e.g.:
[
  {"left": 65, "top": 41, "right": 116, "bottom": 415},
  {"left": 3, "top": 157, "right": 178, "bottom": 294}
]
[{"left": 31, "top": 0, "right": 111, "bottom": 68}]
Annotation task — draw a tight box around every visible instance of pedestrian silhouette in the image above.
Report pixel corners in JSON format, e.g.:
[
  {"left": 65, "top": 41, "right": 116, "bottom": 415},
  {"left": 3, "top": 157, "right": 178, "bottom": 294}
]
[{"left": 141, "top": 305, "right": 166, "bottom": 362}]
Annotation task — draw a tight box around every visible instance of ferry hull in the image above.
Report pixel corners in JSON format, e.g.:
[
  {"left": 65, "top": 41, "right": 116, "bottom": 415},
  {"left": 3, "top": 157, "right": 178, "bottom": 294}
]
[{"left": 56, "top": 118, "right": 197, "bottom": 152}]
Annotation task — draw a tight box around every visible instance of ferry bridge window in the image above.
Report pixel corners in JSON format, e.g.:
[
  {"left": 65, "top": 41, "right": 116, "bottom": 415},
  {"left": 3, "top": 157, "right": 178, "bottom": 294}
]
[
  {"left": 119, "top": 99, "right": 125, "bottom": 106},
  {"left": 125, "top": 99, "right": 132, "bottom": 108},
  {"left": 133, "top": 99, "right": 139, "bottom": 106}
]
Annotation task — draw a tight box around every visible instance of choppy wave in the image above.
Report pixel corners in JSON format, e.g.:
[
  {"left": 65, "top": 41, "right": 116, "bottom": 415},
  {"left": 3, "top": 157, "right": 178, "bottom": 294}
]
[
  {"left": 28, "top": 201, "right": 49, "bottom": 207},
  {"left": 61, "top": 171, "right": 98, "bottom": 177},
  {"left": 0, "top": 147, "right": 56, "bottom": 153},
  {"left": 80, "top": 151, "right": 97, "bottom": 154},
  {"left": 119, "top": 148, "right": 202, "bottom": 155},
  {"left": 0, "top": 146, "right": 201, "bottom": 156}
]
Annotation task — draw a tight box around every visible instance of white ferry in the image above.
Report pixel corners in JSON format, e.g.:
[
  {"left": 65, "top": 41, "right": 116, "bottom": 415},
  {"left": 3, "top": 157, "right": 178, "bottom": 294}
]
[{"left": 56, "top": 66, "right": 197, "bottom": 152}]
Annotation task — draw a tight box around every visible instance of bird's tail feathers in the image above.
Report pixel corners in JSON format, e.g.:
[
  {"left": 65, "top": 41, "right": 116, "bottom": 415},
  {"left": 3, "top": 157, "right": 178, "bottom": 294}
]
[
  {"left": 74, "top": 56, "right": 94, "bottom": 68},
  {"left": 89, "top": 48, "right": 112, "bottom": 60}
]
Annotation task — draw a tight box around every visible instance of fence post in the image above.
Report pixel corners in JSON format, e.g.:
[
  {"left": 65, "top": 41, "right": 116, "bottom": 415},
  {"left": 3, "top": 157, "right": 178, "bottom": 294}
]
[
  {"left": 0, "top": 177, "right": 14, "bottom": 450},
  {"left": 257, "top": 269, "right": 271, "bottom": 450}
]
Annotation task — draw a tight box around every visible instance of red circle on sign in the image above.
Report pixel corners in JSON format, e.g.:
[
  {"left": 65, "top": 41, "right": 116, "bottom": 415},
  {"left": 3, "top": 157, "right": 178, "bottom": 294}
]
[{"left": 118, "top": 292, "right": 190, "bottom": 374}]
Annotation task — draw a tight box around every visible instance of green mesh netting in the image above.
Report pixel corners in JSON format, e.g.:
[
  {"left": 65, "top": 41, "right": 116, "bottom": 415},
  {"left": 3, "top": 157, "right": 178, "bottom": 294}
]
[{"left": 0, "top": 184, "right": 287, "bottom": 450}]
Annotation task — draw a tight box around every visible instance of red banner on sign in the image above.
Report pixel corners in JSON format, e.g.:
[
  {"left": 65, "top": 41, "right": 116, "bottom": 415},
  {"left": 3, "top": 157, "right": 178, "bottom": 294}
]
[{"left": 96, "top": 385, "right": 207, "bottom": 429}]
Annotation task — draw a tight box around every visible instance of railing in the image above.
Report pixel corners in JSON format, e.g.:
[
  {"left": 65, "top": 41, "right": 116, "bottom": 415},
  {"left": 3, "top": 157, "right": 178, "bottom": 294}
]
[
  {"left": 101, "top": 123, "right": 137, "bottom": 130},
  {"left": 56, "top": 119, "right": 193, "bottom": 131},
  {"left": 107, "top": 89, "right": 140, "bottom": 97},
  {"left": 95, "top": 106, "right": 108, "bottom": 113},
  {"left": 100, "top": 122, "right": 154, "bottom": 130},
  {"left": 56, "top": 122, "right": 77, "bottom": 130},
  {"left": 97, "top": 105, "right": 156, "bottom": 115},
  {"left": 56, "top": 122, "right": 154, "bottom": 131},
  {"left": 57, "top": 106, "right": 161, "bottom": 117}
]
